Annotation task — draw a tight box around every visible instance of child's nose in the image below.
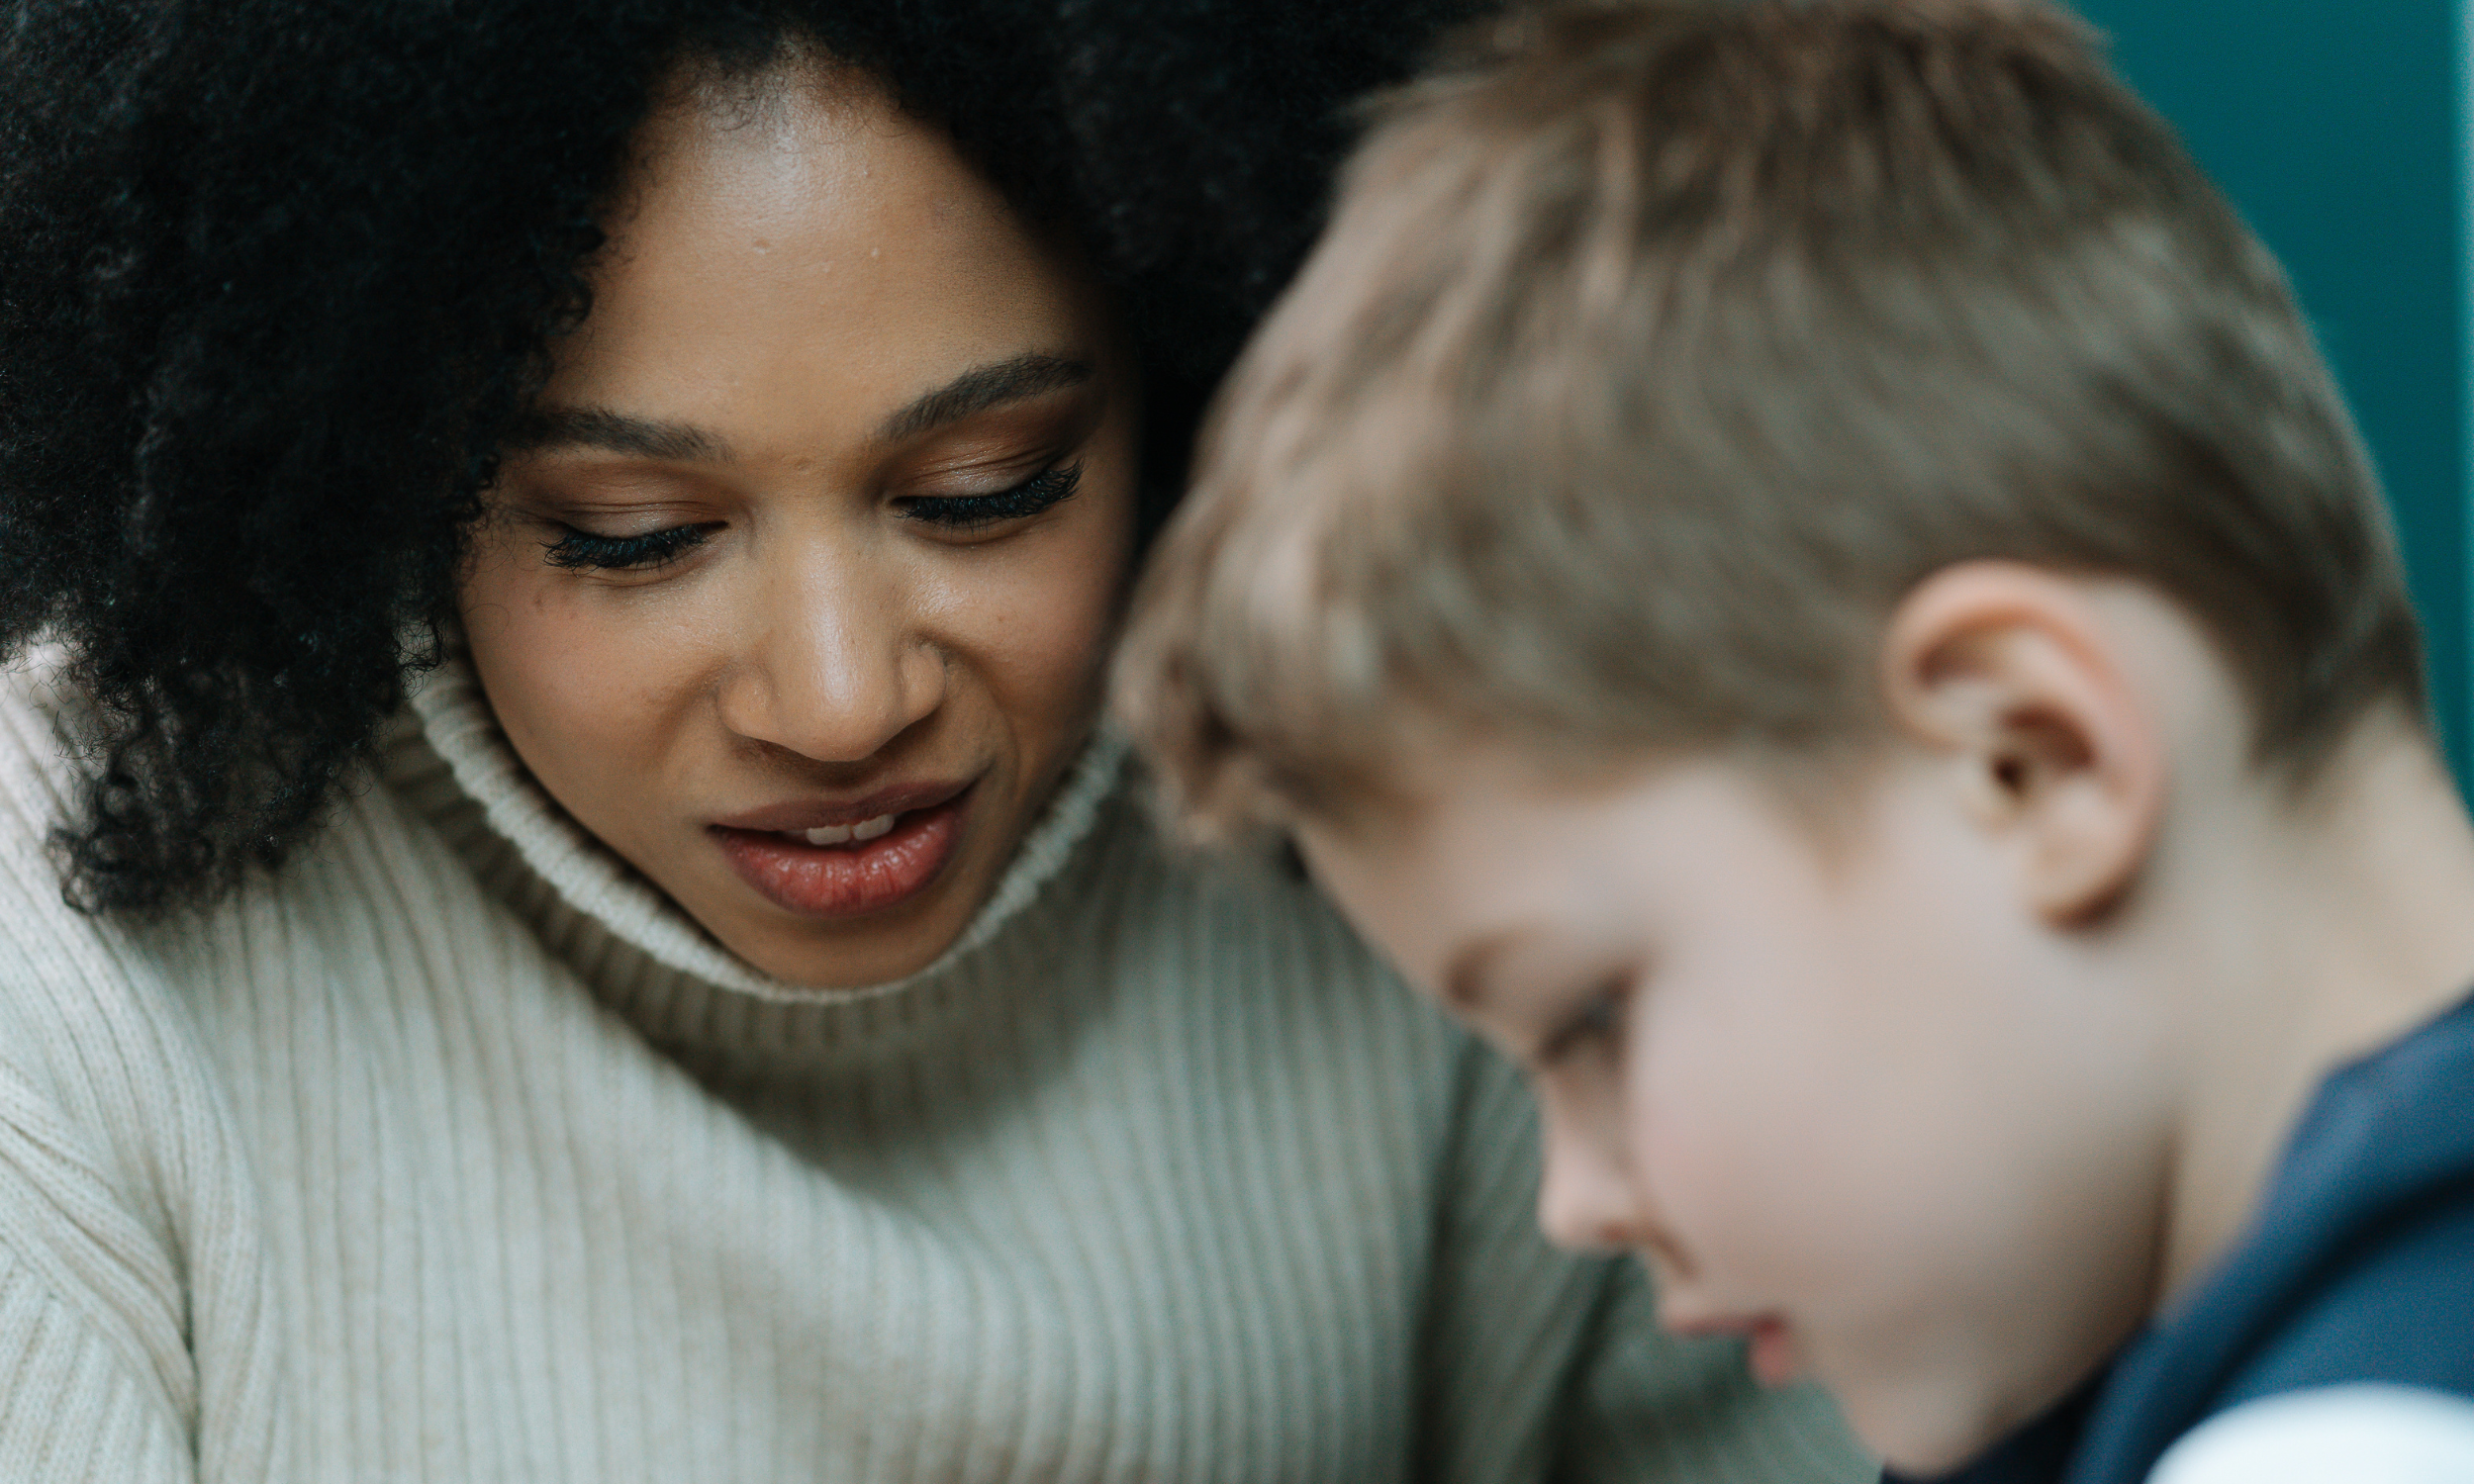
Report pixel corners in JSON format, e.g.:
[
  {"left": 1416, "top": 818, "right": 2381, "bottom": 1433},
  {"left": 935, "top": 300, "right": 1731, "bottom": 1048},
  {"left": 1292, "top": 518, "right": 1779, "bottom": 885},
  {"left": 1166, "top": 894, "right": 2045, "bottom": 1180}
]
[{"left": 1535, "top": 1101, "right": 1650, "bottom": 1253}]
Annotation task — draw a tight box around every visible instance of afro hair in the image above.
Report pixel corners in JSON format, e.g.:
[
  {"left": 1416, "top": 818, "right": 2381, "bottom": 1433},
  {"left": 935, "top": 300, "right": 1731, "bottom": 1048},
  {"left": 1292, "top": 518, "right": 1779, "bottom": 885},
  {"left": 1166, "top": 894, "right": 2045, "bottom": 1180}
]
[{"left": 0, "top": 0, "right": 1484, "bottom": 915}]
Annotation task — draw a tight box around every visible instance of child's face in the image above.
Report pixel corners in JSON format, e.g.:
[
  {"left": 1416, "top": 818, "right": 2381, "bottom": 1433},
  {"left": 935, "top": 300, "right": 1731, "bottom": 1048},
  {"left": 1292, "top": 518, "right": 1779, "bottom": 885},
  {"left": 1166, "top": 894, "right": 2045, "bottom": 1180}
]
[{"left": 1294, "top": 742, "right": 2173, "bottom": 1474}]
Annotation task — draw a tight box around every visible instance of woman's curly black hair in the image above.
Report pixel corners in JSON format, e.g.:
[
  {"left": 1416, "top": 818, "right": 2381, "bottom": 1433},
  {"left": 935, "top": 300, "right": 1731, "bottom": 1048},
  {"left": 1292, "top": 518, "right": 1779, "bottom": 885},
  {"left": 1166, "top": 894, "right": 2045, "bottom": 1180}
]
[{"left": 0, "top": 0, "right": 1480, "bottom": 916}]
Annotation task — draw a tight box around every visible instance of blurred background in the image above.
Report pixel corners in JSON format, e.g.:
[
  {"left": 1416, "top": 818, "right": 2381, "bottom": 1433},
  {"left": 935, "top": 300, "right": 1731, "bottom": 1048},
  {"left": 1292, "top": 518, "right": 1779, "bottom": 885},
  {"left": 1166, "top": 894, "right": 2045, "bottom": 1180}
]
[{"left": 2068, "top": 0, "right": 2468, "bottom": 788}]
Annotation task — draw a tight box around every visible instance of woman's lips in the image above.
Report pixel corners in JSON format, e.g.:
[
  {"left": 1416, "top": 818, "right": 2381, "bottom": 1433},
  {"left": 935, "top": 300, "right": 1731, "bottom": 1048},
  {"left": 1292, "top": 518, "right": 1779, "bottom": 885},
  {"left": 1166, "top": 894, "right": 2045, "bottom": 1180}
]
[{"left": 711, "top": 789, "right": 969, "bottom": 919}]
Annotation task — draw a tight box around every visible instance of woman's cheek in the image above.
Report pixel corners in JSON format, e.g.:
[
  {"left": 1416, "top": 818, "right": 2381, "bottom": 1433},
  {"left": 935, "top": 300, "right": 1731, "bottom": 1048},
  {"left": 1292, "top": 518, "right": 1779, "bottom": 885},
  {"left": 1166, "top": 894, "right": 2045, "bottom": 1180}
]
[
  {"left": 1006, "top": 553, "right": 1119, "bottom": 708},
  {"left": 459, "top": 544, "right": 710, "bottom": 791},
  {"left": 933, "top": 514, "right": 1132, "bottom": 728}
]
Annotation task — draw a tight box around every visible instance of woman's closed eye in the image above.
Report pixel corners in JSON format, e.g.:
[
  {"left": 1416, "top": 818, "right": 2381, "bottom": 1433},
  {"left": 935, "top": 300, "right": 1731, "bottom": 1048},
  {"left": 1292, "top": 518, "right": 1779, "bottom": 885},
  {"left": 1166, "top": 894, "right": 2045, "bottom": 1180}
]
[
  {"left": 541, "top": 521, "right": 715, "bottom": 572},
  {"left": 535, "top": 459, "right": 1085, "bottom": 572},
  {"left": 898, "top": 461, "right": 1082, "bottom": 532}
]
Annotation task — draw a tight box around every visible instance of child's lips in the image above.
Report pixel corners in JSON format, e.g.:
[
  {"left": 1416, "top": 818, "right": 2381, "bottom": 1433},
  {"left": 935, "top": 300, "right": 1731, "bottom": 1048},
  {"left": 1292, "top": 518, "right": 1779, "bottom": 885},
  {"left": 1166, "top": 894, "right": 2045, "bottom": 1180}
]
[
  {"left": 1666, "top": 1310, "right": 1804, "bottom": 1386},
  {"left": 1743, "top": 1317, "right": 1802, "bottom": 1386}
]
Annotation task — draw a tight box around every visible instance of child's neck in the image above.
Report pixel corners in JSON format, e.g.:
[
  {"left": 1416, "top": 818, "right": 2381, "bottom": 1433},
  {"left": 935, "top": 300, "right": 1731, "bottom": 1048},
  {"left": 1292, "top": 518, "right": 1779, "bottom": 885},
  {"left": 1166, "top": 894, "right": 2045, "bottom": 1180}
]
[{"left": 2155, "top": 709, "right": 2474, "bottom": 1304}]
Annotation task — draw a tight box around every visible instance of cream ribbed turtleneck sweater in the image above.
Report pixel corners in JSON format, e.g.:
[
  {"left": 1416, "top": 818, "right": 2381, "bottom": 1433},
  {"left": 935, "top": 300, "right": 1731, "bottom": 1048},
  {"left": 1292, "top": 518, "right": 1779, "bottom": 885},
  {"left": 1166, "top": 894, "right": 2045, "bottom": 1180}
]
[{"left": 0, "top": 652, "right": 1863, "bottom": 1483}]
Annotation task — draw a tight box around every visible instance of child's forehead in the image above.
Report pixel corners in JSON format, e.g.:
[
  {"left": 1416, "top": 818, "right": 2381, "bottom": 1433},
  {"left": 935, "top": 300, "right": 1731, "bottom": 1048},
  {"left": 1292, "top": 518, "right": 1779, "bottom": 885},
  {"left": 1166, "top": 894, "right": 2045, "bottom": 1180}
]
[
  {"left": 1325, "top": 727, "right": 1874, "bottom": 850},
  {"left": 1301, "top": 738, "right": 1821, "bottom": 898},
  {"left": 1292, "top": 737, "right": 1910, "bottom": 1007},
  {"left": 1301, "top": 728, "right": 1663, "bottom": 837}
]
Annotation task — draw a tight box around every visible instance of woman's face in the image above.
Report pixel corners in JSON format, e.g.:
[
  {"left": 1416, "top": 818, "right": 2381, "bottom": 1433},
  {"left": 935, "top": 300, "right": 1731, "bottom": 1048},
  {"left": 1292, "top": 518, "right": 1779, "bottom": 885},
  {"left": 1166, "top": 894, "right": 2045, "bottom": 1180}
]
[{"left": 460, "top": 61, "right": 1139, "bottom": 987}]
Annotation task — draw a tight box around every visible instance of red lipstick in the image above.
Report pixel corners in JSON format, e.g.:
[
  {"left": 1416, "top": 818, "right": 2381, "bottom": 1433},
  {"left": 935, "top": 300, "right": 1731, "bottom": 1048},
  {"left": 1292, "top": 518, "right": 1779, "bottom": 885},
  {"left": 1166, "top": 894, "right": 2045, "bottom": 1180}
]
[{"left": 710, "top": 781, "right": 971, "bottom": 919}]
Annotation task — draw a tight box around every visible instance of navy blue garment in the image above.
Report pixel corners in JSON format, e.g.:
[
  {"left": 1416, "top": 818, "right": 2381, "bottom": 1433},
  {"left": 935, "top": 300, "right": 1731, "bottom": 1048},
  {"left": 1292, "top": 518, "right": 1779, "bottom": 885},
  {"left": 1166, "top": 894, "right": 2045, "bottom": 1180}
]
[{"left": 1890, "top": 987, "right": 2474, "bottom": 1484}]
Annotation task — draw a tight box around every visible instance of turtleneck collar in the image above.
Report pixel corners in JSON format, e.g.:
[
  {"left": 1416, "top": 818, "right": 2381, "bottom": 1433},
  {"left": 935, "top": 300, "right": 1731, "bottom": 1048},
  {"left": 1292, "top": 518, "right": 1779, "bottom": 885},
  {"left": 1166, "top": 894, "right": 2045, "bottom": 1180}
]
[{"left": 401, "top": 648, "right": 1128, "bottom": 1008}]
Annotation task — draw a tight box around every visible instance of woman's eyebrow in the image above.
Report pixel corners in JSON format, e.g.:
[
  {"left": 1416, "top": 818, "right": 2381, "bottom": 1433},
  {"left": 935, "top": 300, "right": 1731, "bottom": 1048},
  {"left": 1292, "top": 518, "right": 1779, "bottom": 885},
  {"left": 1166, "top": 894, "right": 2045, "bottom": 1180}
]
[
  {"left": 875, "top": 352, "right": 1094, "bottom": 443},
  {"left": 505, "top": 406, "right": 728, "bottom": 462},
  {"left": 506, "top": 353, "right": 1094, "bottom": 464}
]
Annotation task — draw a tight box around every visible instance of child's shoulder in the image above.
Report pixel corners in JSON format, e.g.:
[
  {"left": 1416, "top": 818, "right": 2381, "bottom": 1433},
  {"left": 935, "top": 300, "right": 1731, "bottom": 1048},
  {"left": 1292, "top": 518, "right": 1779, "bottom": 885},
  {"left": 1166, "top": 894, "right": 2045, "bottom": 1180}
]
[
  {"left": 2079, "top": 993, "right": 2474, "bottom": 1481},
  {"left": 2225, "top": 990, "right": 2474, "bottom": 1390},
  {"left": 2147, "top": 1388, "right": 2474, "bottom": 1483}
]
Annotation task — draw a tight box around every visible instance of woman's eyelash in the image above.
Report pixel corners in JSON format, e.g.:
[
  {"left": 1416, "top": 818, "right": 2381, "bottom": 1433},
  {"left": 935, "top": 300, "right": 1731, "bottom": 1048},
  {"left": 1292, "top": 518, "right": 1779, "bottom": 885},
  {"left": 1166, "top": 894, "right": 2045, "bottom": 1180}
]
[
  {"left": 541, "top": 522, "right": 712, "bottom": 571},
  {"left": 899, "top": 462, "right": 1082, "bottom": 529},
  {"left": 536, "top": 461, "right": 1081, "bottom": 569}
]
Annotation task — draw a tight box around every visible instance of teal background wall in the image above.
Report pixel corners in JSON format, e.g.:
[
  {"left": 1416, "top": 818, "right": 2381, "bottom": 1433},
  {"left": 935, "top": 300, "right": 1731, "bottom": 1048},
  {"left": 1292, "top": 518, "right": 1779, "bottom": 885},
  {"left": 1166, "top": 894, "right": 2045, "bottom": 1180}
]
[{"left": 2067, "top": 0, "right": 2468, "bottom": 785}]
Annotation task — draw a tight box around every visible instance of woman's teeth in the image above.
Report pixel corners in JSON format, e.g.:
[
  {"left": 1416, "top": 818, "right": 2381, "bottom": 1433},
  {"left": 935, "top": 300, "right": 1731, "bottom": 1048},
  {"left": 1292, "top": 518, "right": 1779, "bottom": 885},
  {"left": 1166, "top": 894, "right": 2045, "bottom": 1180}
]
[{"left": 799, "top": 813, "right": 897, "bottom": 847}]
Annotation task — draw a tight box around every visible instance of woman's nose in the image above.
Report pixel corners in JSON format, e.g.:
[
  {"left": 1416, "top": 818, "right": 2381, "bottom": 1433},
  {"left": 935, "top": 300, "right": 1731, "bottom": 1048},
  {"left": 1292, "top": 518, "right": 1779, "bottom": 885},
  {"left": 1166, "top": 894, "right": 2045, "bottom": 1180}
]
[{"left": 714, "top": 547, "right": 947, "bottom": 765}]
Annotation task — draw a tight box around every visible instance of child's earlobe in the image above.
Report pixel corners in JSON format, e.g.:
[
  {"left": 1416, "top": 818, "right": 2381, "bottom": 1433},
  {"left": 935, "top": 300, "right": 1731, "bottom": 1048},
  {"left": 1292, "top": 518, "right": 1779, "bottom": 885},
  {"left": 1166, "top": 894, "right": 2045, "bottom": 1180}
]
[{"left": 1880, "top": 562, "right": 2165, "bottom": 924}]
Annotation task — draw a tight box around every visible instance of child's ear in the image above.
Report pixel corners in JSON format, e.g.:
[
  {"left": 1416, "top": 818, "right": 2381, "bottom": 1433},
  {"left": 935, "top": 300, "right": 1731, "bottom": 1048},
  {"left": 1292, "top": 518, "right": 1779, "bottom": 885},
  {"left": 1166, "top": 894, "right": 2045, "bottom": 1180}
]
[{"left": 1878, "top": 562, "right": 2165, "bottom": 924}]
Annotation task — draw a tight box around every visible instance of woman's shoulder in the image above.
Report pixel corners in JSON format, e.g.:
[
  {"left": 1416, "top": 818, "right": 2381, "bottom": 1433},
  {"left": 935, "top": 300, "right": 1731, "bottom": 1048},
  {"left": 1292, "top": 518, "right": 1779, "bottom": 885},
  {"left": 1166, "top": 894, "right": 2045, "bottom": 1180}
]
[
  {"left": 0, "top": 654, "right": 255, "bottom": 1286},
  {"left": 0, "top": 650, "right": 416, "bottom": 1138},
  {"left": 1080, "top": 776, "right": 1394, "bottom": 976},
  {"left": 0, "top": 647, "right": 97, "bottom": 871},
  {"left": 0, "top": 649, "right": 198, "bottom": 1046},
  {"left": 0, "top": 652, "right": 137, "bottom": 1022},
  {"left": 1071, "top": 770, "right": 1477, "bottom": 1068}
]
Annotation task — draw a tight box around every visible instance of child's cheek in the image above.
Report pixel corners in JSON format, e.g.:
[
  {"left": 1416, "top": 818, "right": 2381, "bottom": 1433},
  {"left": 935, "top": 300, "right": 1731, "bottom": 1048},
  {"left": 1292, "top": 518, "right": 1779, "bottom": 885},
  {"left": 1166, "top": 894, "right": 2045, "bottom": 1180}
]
[{"left": 1623, "top": 984, "right": 1859, "bottom": 1294}]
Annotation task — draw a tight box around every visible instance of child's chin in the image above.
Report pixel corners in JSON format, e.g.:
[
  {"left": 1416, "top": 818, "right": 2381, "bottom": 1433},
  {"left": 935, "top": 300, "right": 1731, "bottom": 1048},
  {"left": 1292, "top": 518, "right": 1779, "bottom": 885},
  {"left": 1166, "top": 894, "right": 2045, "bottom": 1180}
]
[{"left": 1843, "top": 1382, "right": 2018, "bottom": 1480}]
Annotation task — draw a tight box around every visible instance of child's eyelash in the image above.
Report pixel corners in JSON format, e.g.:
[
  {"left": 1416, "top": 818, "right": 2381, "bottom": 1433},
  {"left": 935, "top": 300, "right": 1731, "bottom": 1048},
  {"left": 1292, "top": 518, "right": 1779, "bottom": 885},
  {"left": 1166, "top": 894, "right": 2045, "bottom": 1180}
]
[
  {"left": 899, "top": 462, "right": 1083, "bottom": 529},
  {"left": 1535, "top": 981, "right": 1629, "bottom": 1067},
  {"left": 541, "top": 523, "right": 712, "bottom": 571}
]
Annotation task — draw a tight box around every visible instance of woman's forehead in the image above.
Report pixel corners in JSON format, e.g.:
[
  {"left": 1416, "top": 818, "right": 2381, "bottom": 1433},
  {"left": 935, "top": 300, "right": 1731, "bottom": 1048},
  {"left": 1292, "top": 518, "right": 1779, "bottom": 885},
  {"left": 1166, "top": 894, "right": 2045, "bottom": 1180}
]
[
  {"left": 552, "top": 58, "right": 1110, "bottom": 467},
  {"left": 618, "top": 55, "right": 910, "bottom": 235}
]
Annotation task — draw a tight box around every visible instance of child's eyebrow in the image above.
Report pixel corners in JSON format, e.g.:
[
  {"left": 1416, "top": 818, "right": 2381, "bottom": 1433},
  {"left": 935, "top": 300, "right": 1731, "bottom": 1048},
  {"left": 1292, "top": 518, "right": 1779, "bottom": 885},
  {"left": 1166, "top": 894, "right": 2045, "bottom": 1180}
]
[{"left": 1441, "top": 930, "right": 1525, "bottom": 1016}]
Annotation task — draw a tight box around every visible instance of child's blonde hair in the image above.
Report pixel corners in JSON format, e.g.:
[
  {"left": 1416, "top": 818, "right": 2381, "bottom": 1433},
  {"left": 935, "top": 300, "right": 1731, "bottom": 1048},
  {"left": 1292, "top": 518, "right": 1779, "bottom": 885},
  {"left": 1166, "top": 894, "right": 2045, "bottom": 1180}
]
[{"left": 1116, "top": 0, "right": 2424, "bottom": 841}]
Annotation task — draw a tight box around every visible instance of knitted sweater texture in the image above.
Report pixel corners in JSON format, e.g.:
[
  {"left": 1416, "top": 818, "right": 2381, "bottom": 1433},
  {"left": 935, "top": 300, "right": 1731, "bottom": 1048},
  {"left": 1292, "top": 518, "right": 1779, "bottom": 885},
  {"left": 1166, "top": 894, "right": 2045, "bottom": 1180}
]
[{"left": 0, "top": 652, "right": 1864, "bottom": 1482}]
